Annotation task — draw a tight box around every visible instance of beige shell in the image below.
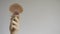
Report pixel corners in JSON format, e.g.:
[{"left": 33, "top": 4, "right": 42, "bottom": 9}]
[{"left": 9, "top": 3, "right": 23, "bottom": 14}]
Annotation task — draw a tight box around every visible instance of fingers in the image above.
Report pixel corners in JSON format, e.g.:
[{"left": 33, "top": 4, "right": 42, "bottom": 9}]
[{"left": 10, "top": 15, "right": 19, "bottom": 31}]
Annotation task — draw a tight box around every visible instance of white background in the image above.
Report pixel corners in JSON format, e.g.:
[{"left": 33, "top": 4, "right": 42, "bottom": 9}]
[{"left": 0, "top": 0, "right": 60, "bottom": 34}]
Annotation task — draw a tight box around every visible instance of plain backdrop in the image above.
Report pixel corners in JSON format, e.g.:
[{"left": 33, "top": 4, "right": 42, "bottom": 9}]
[{"left": 0, "top": 0, "right": 60, "bottom": 34}]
